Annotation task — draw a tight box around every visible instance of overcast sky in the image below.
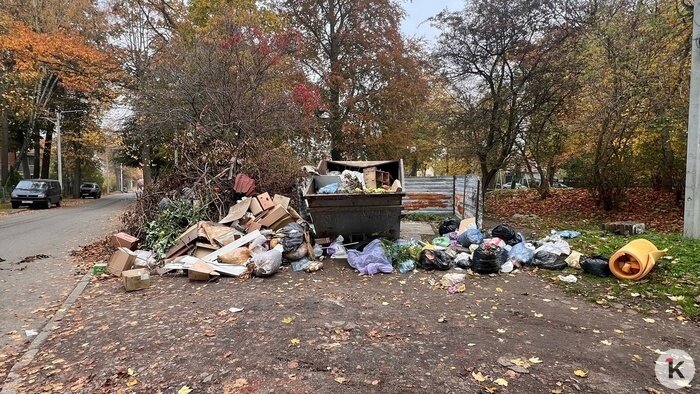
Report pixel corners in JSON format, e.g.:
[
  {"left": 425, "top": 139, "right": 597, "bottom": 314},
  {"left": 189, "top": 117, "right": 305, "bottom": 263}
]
[{"left": 401, "top": 0, "right": 464, "bottom": 41}]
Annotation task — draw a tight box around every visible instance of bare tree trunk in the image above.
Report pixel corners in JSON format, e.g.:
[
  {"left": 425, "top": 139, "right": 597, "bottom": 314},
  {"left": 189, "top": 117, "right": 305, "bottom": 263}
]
[
  {"left": 41, "top": 130, "right": 53, "bottom": 179},
  {"left": 32, "top": 137, "right": 41, "bottom": 178},
  {"left": 72, "top": 161, "right": 82, "bottom": 198},
  {"left": 21, "top": 154, "right": 30, "bottom": 178}
]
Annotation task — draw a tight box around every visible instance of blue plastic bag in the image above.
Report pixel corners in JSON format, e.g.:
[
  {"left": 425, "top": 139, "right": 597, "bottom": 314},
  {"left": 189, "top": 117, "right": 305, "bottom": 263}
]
[
  {"left": 458, "top": 228, "right": 484, "bottom": 247},
  {"left": 507, "top": 242, "right": 535, "bottom": 265},
  {"left": 554, "top": 230, "right": 581, "bottom": 239},
  {"left": 318, "top": 183, "right": 340, "bottom": 194}
]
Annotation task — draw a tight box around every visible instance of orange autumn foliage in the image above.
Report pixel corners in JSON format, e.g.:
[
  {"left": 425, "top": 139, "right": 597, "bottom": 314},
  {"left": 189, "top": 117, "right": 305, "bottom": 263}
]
[{"left": 0, "top": 20, "right": 120, "bottom": 95}]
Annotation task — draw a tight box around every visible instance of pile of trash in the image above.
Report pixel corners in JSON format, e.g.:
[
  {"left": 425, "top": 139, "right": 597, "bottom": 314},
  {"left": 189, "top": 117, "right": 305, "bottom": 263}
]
[{"left": 103, "top": 191, "right": 330, "bottom": 292}]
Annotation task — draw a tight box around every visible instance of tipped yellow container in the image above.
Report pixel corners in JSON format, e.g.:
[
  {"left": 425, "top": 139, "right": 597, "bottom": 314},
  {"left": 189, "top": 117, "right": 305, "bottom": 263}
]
[{"left": 609, "top": 239, "right": 665, "bottom": 281}]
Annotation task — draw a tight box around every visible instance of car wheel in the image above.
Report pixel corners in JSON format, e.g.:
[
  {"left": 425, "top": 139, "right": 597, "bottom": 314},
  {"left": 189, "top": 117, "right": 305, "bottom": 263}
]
[
  {"left": 43, "top": 200, "right": 51, "bottom": 209},
  {"left": 11, "top": 202, "right": 19, "bottom": 209},
  {"left": 56, "top": 198, "right": 61, "bottom": 207}
]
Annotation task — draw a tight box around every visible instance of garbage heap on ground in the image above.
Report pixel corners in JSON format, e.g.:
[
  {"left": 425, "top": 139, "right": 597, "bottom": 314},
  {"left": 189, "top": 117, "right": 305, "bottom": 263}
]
[
  {"left": 100, "top": 191, "right": 664, "bottom": 293},
  {"left": 103, "top": 191, "right": 337, "bottom": 291}
]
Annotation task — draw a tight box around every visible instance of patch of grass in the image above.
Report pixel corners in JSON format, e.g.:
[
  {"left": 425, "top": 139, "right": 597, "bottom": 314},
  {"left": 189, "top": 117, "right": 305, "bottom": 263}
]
[
  {"left": 403, "top": 213, "right": 453, "bottom": 223},
  {"left": 565, "top": 230, "right": 700, "bottom": 319}
]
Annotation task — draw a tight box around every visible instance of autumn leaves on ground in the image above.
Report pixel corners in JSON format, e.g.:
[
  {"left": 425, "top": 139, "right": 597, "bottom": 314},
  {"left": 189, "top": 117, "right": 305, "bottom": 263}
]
[{"left": 10, "top": 261, "right": 700, "bottom": 393}]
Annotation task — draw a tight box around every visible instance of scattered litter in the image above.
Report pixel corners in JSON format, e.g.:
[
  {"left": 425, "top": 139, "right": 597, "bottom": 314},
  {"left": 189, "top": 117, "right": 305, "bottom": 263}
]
[
  {"left": 25, "top": 329, "right": 38, "bottom": 337},
  {"left": 558, "top": 274, "right": 578, "bottom": 283},
  {"left": 228, "top": 307, "right": 244, "bottom": 313},
  {"left": 418, "top": 249, "right": 452, "bottom": 271},
  {"left": 347, "top": 239, "right": 393, "bottom": 275},
  {"left": 609, "top": 239, "right": 665, "bottom": 281},
  {"left": 580, "top": 255, "right": 612, "bottom": 277}
]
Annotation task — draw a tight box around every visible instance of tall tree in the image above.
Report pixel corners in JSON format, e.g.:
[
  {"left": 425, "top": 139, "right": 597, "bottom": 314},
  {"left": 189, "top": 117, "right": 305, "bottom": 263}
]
[
  {"left": 433, "top": 0, "right": 572, "bottom": 197},
  {"left": 280, "top": 0, "right": 423, "bottom": 160}
]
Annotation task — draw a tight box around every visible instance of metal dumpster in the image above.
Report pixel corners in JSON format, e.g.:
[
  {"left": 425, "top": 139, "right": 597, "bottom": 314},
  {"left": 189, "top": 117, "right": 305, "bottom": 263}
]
[{"left": 303, "top": 160, "right": 405, "bottom": 242}]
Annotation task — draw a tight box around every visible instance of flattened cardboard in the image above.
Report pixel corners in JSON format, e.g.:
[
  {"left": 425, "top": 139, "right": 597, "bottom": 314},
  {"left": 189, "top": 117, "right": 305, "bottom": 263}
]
[
  {"left": 165, "top": 223, "right": 200, "bottom": 259},
  {"left": 188, "top": 260, "right": 220, "bottom": 281},
  {"left": 213, "top": 229, "right": 245, "bottom": 246},
  {"left": 219, "top": 199, "right": 252, "bottom": 224},
  {"left": 108, "top": 247, "right": 136, "bottom": 276},
  {"left": 458, "top": 217, "right": 477, "bottom": 234},
  {"left": 122, "top": 268, "right": 151, "bottom": 292},
  {"left": 272, "top": 194, "right": 291, "bottom": 210},
  {"left": 256, "top": 192, "right": 275, "bottom": 211},
  {"left": 110, "top": 232, "right": 139, "bottom": 250},
  {"left": 201, "top": 230, "right": 262, "bottom": 263}
]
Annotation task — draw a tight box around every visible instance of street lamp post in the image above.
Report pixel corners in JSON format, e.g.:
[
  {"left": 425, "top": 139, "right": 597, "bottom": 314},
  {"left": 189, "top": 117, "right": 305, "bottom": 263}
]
[{"left": 50, "top": 109, "right": 85, "bottom": 189}]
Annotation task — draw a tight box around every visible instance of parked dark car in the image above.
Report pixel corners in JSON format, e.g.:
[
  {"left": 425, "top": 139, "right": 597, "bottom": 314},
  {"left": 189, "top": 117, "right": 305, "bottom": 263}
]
[
  {"left": 10, "top": 179, "right": 62, "bottom": 209},
  {"left": 80, "top": 182, "right": 102, "bottom": 199}
]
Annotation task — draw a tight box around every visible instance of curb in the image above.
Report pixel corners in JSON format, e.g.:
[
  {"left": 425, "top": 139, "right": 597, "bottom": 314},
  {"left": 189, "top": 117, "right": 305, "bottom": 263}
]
[{"left": 0, "top": 272, "right": 92, "bottom": 393}]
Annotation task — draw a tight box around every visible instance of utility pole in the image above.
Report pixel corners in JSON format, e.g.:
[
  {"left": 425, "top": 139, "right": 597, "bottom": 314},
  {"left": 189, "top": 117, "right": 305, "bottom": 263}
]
[
  {"left": 56, "top": 111, "right": 62, "bottom": 189},
  {"left": 685, "top": 1, "right": 700, "bottom": 239},
  {"left": 120, "top": 163, "right": 123, "bottom": 192}
]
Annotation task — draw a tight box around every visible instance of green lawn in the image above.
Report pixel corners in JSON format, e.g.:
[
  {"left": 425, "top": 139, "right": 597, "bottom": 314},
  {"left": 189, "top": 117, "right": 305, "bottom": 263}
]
[{"left": 563, "top": 231, "right": 700, "bottom": 319}]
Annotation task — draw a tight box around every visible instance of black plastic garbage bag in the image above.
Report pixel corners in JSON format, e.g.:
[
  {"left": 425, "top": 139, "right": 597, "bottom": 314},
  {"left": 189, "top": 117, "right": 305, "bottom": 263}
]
[
  {"left": 278, "top": 223, "right": 305, "bottom": 253},
  {"left": 418, "top": 249, "right": 453, "bottom": 271},
  {"left": 438, "top": 218, "right": 460, "bottom": 236},
  {"left": 471, "top": 244, "right": 502, "bottom": 274},
  {"left": 532, "top": 250, "right": 567, "bottom": 270},
  {"left": 491, "top": 224, "right": 524, "bottom": 246},
  {"left": 580, "top": 255, "right": 612, "bottom": 277}
]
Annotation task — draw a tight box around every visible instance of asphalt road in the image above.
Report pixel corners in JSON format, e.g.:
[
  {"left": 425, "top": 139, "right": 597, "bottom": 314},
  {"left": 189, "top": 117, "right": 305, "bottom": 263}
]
[{"left": 0, "top": 193, "right": 133, "bottom": 349}]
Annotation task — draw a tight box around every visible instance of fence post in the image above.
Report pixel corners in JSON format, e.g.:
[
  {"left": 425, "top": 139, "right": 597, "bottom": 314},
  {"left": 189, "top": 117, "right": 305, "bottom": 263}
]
[
  {"left": 452, "top": 175, "right": 457, "bottom": 216},
  {"left": 476, "top": 179, "right": 481, "bottom": 228}
]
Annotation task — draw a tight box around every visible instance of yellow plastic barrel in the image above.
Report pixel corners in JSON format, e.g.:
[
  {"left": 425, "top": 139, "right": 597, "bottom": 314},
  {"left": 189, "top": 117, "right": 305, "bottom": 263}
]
[{"left": 609, "top": 239, "right": 665, "bottom": 281}]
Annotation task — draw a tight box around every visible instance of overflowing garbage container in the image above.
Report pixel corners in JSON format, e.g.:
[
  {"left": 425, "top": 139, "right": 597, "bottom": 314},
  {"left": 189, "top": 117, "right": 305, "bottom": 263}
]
[{"left": 303, "top": 160, "right": 405, "bottom": 242}]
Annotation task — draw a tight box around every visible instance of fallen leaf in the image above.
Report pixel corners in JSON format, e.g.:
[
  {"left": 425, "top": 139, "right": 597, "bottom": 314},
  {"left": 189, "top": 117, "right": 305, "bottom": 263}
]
[
  {"left": 534, "top": 313, "right": 543, "bottom": 318},
  {"left": 551, "top": 389, "right": 562, "bottom": 394},
  {"left": 467, "top": 343, "right": 476, "bottom": 347},
  {"left": 600, "top": 340, "right": 612, "bottom": 346},
  {"left": 126, "top": 377, "right": 138, "bottom": 387},
  {"left": 290, "top": 338, "right": 300, "bottom": 345},
  {"left": 335, "top": 377, "right": 347, "bottom": 384},
  {"left": 643, "top": 318, "right": 655, "bottom": 323},
  {"left": 127, "top": 368, "right": 135, "bottom": 376},
  {"left": 497, "top": 328, "right": 506, "bottom": 334},
  {"left": 496, "top": 287, "right": 504, "bottom": 293},
  {"left": 371, "top": 380, "right": 380, "bottom": 385},
  {"left": 510, "top": 358, "right": 530, "bottom": 368},
  {"left": 472, "top": 371, "right": 488, "bottom": 382},
  {"left": 485, "top": 387, "right": 498, "bottom": 394},
  {"left": 494, "top": 378, "right": 508, "bottom": 387},
  {"left": 381, "top": 302, "right": 389, "bottom": 306},
  {"left": 667, "top": 295, "right": 685, "bottom": 302},
  {"left": 573, "top": 369, "right": 588, "bottom": 377},
  {"left": 232, "top": 378, "right": 248, "bottom": 388},
  {"left": 528, "top": 357, "right": 542, "bottom": 364},
  {"left": 177, "top": 386, "right": 193, "bottom": 394},
  {"left": 630, "top": 292, "right": 641, "bottom": 297},
  {"left": 282, "top": 317, "right": 294, "bottom": 324},
  {"left": 614, "top": 329, "right": 624, "bottom": 334}
]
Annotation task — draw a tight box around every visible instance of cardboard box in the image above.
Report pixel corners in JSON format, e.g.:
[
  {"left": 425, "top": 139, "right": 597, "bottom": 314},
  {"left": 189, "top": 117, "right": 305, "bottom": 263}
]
[
  {"left": 269, "top": 216, "right": 294, "bottom": 231},
  {"left": 250, "top": 197, "right": 265, "bottom": 215},
  {"left": 108, "top": 247, "right": 137, "bottom": 276},
  {"left": 122, "top": 268, "right": 152, "bottom": 292},
  {"left": 245, "top": 220, "right": 263, "bottom": 233},
  {"left": 272, "top": 194, "right": 291, "bottom": 209},
  {"left": 188, "top": 260, "right": 220, "bottom": 281},
  {"left": 256, "top": 192, "right": 275, "bottom": 211},
  {"left": 258, "top": 205, "right": 291, "bottom": 227},
  {"left": 110, "top": 232, "right": 139, "bottom": 250},
  {"left": 193, "top": 243, "right": 219, "bottom": 258},
  {"left": 458, "top": 217, "right": 477, "bottom": 234}
]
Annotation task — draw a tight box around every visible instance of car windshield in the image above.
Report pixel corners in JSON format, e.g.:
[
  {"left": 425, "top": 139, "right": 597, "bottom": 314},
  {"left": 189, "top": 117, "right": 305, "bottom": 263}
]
[
  {"left": 81, "top": 183, "right": 94, "bottom": 188},
  {"left": 15, "top": 180, "right": 47, "bottom": 190}
]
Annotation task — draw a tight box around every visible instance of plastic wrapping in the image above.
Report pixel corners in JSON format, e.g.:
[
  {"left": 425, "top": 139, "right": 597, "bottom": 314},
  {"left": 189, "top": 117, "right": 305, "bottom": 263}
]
[
  {"left": 347, "top": 239, "right": 393, "bottom": 275},
  {"left": 318, "top": 183, "right": 340, "bottom": 194},
  {"left": 398, "top": 260, "right": 416, "bottom": 273},
  {"left": 532, "top": 250, "right": 567, "bottom": 270},
  {"left": 432, "top": 237, "right": 451, "bottom": 247},
  {"left": 250, "top": 245, "right": 283, "bottom": 277},
  {"left": 454, "top": 252, "right": 471, "bottom": 269}
]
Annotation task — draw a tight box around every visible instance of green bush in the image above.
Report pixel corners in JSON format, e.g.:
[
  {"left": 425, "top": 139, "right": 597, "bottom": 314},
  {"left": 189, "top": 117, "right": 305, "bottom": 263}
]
[{"left": 144, "top": 199, "right": 207, "bottom": 258}]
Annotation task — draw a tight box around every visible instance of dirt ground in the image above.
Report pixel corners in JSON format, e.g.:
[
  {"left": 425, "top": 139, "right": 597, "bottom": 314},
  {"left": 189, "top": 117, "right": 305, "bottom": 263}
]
[{"left": 9, "top": 261, "right": 699, "bottom": 393}]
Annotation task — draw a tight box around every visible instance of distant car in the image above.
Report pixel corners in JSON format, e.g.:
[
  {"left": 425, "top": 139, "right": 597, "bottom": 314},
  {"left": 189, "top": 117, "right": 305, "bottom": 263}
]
[
  {"left": 552, "top": 181, "right": 569, "bottom": 188},
  {"left": 80, "top": 182, "right": 102, "bottom": 199},
  {"left": 10, "top": 179, "right": 62, "bottom": 209}
]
